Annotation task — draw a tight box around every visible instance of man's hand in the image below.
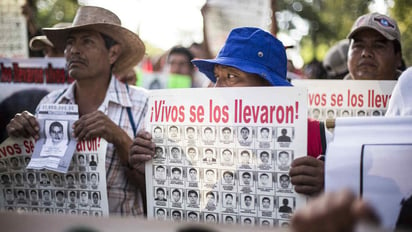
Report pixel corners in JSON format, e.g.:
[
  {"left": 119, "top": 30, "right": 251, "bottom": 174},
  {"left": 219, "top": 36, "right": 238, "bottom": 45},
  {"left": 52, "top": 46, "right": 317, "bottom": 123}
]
[
  {"left": 292, "top": 190, "right": 380, "bottom": 232},
  {"left": 129, "top": 130, "right": 155, "bottom": 174},
  {"left": 289, "top": 156, "right": 324, "bottom": 196},
  {"left": 6, "top": 111, "right": 40, "bottom": 139},
  {"left": 73, "top": 111, "right": 132, "bottom": 166}
]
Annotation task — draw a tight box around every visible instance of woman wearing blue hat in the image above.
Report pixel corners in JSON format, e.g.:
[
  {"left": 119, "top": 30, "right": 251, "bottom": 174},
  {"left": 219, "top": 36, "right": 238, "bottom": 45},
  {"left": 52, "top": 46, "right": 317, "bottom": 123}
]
[{"left": 130, "top": 27, "right": 328, "bottom": 197}]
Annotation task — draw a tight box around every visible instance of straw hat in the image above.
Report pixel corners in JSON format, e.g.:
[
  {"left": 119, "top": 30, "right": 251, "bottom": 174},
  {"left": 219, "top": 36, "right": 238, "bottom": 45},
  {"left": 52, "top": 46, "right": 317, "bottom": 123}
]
[
  {"left": 42, "top": 6, "right": 145, "bottom": 73},
  {"left": 29, "top": 23, "right": 72, "bottom": 51}
]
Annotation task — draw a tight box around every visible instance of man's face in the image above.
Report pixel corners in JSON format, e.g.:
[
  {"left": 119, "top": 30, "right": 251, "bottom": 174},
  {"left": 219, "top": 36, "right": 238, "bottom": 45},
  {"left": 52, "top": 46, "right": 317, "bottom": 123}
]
[
  {"left": 155, "top": 148, "right": 163, "bottom": 157},
  {"left": 50, "top": 124, "right": 63, "bottom": 144},
  {"left": 225, "top": 195, "right": 233, "bottom": 205},
  {"left": 91, "top": 174, "right": 97, "bottom": 184},
  {"left": 67, "top": 175, "right": 74, "bottom": 184},
  {"left": 244, "top": 197, "right": 252, "bottom": 206},
  {"left": 172, "top": 170, "right": 181, "bottom": 179},
  {"left": 172, "top": 211, "right": 181, "bottom": 221},
  {"left": 57, "top": 192, "right": 64, "bottom": 201},
  {"left": 43, "top": 191, "right": 50, "bottom": 200},
  {"left": 206, "top": 194, "right": 215, "bottom": 204},
  {"left": 348, "top": 29, "right": 401, "bottom": 80},
  {"left": 92, "top": 194, "right": 99, "bottom": 203},
  {"left": 188, "top": 148, "right": 196, "bottom": 159},
  {"left": 188, "top": 192, "right": 198, "bottom": 204},
  {"left": 222, "top": 150, "right": 232, "bottom": 161},
  {"left": 169, "top": 127, "right": 178, "bottom": 138},
  {"left": 225, "top": 216, "right": 234, "bottom": 224},
  {"left": 222, "top": 129, "right": 231, "bottom": 140},
  {"left": 223, "top": 173, "right": 233, "bottom": 183},
  {"left": 262, "top": 199, "right": 270, "bottom": 208},
  {"left": 168, "top": 53, "right": 193, "bottom": 76},
  {"left": 204, "top": 129, "right": 213, "bottom": 139},
  {"left": 28, "top": 174, "right": 35, "bottom": 183},
  {"left": 280, "top": 176, "right": 290, "bottom": 188},
  {"left": 205, "top": 150, "right": 213, "bottom": 159},
  {"left": 260, "top": 153, "right": 269, "bottom": 163},
  {"left": 213, "top": 65, "right": 270, "bottom": 87},
  {"left": 156, "top": 189, "right": 165, "bottom": 200},
  {"left": 157, "top": 210, "right": 165, "bottom": 220},
  {"left": 188, "top": 213, "right": 198, "bottom": 222},
  {"left": 153, "top": 128, "right": 162, "bottom": 138},
  {"left": 186, "top": 128, "right": 195, "bottom": 139},
  {"left": 80, "top": 174, "right": 86, "bottom": 183},
  {"left": 242, "top": 173, "right": 251, "bottom": 185},
  {"left": 65, "top": 30, "right": 114, "bottom": 80},
  {"left": 70, "top": 192, "right": 76, "bottom": 201},
  {"left": 30, "top": 191, "right": 37, "bottom": 200},
  {"left": 78, "top": 156, "right": 85, "bottom": 164},
  {"left": 15, "top": 174, "right": 23, "bottom": 183},
  {"left": 189, "top": 169, "right": 197, "bottom": 180},
  {"left": 206, "top": 215, "right": 216, "bottom": 223},
  {"left": 279, "top": 152, "right": 289, "bottom": 165},
  {"left": 11, "top": 158, "right": 18, "bottom": 167},
  {"left": 261, "top": 129, "right": 269, "bottom": 138},
  {"left": 260, "top": 175, "right": 269, "bottom": 185},
  {"left": 171, "top": 148, "right": 179, "bottom": 159},
  {"left": 241, "top": 152, "right": 250, "bottom": 163},
  {"left": 241, "top": 128, "right": 249, "bottom": 140},
  {"left": 172, "top": 191, "right": 181, "bottom": 202},
  {"left": 206, "top": 170, "right": 215, "bottom": 182}
]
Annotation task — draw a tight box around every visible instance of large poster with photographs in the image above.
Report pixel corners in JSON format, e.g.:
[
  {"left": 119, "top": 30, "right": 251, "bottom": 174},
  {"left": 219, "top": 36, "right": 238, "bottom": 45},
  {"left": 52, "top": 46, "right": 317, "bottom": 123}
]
[
  {"left": 0, "top": 136, "right": 109, "bottom": 216},
  {"left": 292, "top": 80, "right": 396, "bottom": 123},
  {"left": 145, "top": 87, "right": 307, "bottom": 226}
]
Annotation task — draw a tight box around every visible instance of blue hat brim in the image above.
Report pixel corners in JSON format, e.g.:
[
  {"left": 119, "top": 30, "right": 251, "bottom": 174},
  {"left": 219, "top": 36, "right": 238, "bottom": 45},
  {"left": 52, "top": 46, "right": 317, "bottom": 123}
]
[{"left": 192, "top": 57, "right": 292, "bottom": 87}]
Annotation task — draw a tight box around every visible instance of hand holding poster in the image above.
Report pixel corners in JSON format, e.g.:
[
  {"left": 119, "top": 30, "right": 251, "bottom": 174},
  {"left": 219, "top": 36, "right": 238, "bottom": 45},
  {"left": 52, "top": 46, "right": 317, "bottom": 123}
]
[
  {"left": 145, "top": 87, "right": 307, "bottom": 226},
  {"left": 0, "top": 136, "right": 109, "bottom": 216}
]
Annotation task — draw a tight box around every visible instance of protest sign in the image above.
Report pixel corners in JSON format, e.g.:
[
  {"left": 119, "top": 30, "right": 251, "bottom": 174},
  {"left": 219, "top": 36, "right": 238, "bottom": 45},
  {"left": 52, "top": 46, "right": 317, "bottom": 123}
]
[
  {"left": 325, "top": 116, "right": 412, "bottom": 229},
  {"left": 292, "top": 80, "right": 396, "bottom": 122},
  {"left": 0, "top": 0, "right": 28, "bottom": 58},
  {"left": 204, "top": 0, "right": 271, "bottom": 56},
  {"left": 0, "top": 58, "right": 71, "bottom": 102},
  {"left": 145, "top": 87, "right": 307, "bottom": 226},
  {"left": 0, "top": 136, "right": 109, "bottom": 216}
]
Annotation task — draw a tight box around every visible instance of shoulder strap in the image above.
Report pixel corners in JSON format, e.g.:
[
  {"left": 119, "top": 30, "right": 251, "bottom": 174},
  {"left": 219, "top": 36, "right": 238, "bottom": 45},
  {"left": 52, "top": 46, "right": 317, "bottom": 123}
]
[
  {"left": 319, "top": 121, "right": 327, "bottom": 155},
  {"left": 125, "top": 84, "right": 137, "bottom": 137}
]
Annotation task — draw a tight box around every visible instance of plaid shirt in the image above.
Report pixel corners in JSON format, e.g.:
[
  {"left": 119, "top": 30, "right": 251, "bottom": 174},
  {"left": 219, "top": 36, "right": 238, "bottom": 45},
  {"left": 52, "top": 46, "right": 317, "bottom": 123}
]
[{"left": 37, "top": 76, "right": 148, "bottom": 216}]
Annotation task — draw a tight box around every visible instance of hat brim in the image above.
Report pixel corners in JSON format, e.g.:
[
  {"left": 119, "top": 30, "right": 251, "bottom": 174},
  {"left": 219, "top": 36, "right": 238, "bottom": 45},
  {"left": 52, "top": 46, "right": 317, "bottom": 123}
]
[
  {"left": 43, "top": 23, "right": 145, "bottom": 73},
  {"left": 347, "top": 26, "right": 397, "bottom": 41},
  {"left": 192, "top": 57, "right": 292, "bottom": 87},
  {"left": 29, "top": 35, "right": 54, "bottom": 51}
]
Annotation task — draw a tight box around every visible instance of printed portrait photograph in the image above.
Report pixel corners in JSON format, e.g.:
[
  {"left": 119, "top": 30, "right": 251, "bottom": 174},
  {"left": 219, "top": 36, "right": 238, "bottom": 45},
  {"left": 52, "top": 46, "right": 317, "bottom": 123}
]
[
  {"left": 44, "top": 120, "right": 69, "bottom": 146},
  {"left": 220, "top": 126, "right": 234, "bottom": 143},
  {"left": 185, "top": 126, "right": 198, "bottom": 140}
]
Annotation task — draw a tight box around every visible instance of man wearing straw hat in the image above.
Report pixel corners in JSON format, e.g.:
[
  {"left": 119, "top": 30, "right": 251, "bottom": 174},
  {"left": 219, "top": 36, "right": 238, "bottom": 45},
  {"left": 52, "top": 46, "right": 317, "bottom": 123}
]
[
  {"left": 6, "top": 6, "right": 148, "bottom": 216},
  {"left": 29, "top": 22, "right": 71, "bottom": 57}
]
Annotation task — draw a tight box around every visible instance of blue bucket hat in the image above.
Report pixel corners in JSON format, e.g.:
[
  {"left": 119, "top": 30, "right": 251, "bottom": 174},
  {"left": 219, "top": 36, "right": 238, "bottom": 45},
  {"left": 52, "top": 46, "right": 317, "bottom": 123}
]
[{"left": 192, "top": 27, "right": 291, "bottom": 86}]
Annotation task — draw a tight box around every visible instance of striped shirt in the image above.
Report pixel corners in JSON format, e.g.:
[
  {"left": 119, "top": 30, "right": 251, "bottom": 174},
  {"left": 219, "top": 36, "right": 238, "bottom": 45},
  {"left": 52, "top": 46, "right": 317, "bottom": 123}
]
[{"left": 37, "top": 76, "right": 148, "bottom": 216}]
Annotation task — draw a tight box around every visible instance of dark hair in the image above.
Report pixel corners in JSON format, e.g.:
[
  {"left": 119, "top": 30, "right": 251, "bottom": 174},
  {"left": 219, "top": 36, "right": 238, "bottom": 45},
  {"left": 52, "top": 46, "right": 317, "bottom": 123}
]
[
  {"left": 168, "top": 46, "right": 194, "bottom": 66},
  {"left": 100, "top": 33, "right": 117, "bottom": 50}
]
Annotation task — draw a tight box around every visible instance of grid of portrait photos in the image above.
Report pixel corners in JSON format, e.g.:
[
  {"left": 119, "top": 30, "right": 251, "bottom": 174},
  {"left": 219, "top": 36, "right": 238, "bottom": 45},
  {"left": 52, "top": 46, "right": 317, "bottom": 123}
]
[
  {"left": 148, "top": 124, "right": 297, "bottom": 227},
  {"left": 0, "top": 152, "right": 104, "bottom": 216}
]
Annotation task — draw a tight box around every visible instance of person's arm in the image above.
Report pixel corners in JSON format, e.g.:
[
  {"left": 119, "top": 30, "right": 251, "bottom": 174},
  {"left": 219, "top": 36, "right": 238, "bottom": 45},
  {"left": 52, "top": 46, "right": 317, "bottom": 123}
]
[{"left": 291, "top": 190, "right": 380, "bottom": 232}]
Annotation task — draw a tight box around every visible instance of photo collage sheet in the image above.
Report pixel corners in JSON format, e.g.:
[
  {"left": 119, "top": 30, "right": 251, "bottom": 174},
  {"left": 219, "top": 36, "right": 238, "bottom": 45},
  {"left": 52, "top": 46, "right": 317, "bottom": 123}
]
[
  {"left": 292, "top": 80, "right": 397, "bottom": 130},
  {"left": 0, "top": 112, "right": 110, "bottom": 216},
  {"left": 145, "top": 87, "right": 308, "bottom": 227}
]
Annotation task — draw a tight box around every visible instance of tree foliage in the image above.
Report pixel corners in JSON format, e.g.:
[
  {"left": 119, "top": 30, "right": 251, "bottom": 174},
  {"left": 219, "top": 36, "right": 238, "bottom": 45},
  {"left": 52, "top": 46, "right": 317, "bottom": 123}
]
[
  {"left": 391, "top": 0, "right": 412, "bottom": 66},
  {"left": 34, "top": 0, "right": 79, "bottom": 27}
]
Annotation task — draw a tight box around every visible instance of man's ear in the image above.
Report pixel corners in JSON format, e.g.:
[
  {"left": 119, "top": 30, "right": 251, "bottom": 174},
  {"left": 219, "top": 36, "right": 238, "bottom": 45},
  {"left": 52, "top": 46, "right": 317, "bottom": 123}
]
[{"left": 108, "top": 44, "right": 121, "bottom": 65}]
